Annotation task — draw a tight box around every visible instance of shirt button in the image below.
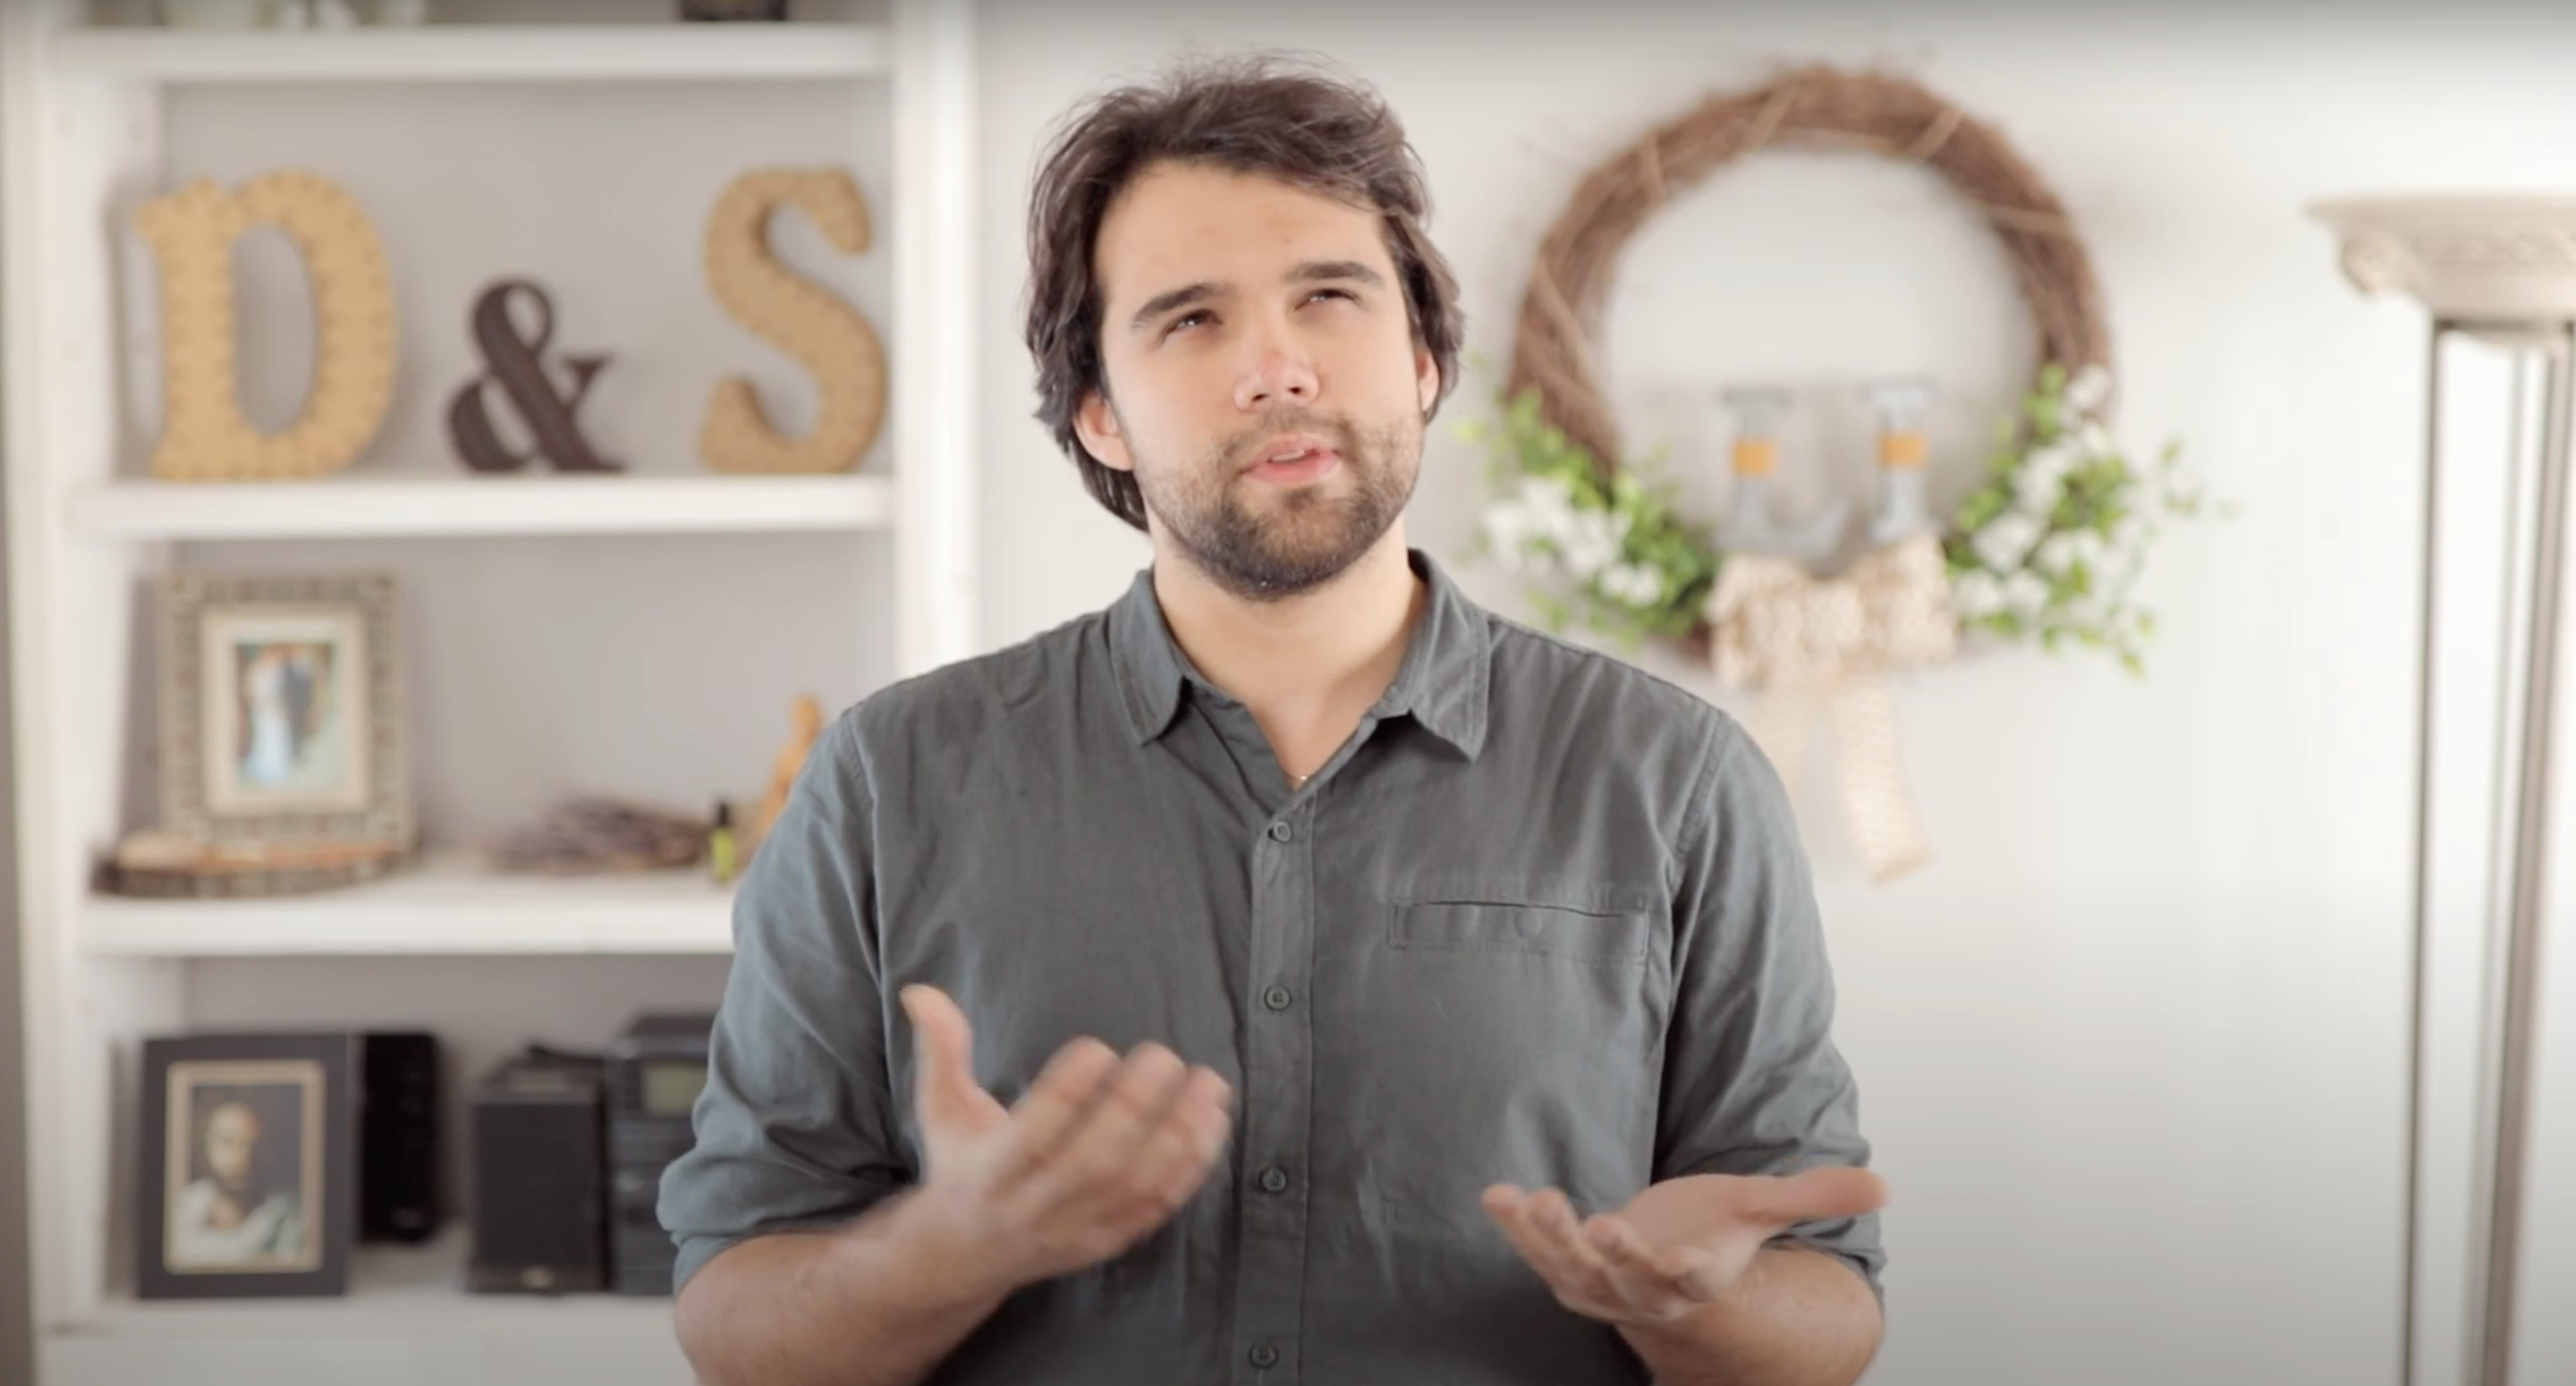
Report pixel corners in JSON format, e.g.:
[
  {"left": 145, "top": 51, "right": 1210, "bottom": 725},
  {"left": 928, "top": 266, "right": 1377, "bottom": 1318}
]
[
  {"left": 1263, "top": 985, "right": 1293, "bottom": 1011},
  {"left": 1250, "top": 1342, "right": 1281, "bottom": 1369},
  {"left": 1258, "top": 1166, "right": 1290, "bottom": 1194},
  {"left": 1267, "top": 821, "right": 1292, "bottom": 841}
]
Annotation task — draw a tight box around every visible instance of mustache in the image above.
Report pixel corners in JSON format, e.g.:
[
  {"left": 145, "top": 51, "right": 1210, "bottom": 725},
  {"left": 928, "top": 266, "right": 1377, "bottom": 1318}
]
[{"left": 1220, "top": 411, "right": 1360, "bottom": 472}]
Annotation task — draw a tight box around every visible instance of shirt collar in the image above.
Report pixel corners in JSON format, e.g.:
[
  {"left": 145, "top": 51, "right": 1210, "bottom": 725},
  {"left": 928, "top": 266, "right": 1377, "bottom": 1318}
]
[{"left": 1110, "top": 548, "right": 1492, "bottom": 760}]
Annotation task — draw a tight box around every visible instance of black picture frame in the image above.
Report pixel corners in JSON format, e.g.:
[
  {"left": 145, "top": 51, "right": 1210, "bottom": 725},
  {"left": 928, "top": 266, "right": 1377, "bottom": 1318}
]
[{"left": 136, "top": 1032, "right": 358, "bottom": 1300}]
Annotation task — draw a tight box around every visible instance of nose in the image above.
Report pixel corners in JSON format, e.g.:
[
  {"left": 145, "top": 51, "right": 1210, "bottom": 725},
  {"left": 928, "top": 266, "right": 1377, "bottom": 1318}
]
[{"left": 1233, "top": 341, "right": 1318, "bottom": 413}]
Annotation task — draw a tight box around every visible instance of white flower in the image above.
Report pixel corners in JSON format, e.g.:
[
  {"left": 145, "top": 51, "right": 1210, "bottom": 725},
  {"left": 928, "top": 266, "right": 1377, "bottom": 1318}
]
[
  {"left": 2064, "top": 365, "right": 2112, "bottom": 415},
  {"left": 2031, "top": 531, "right": 2082, "bottom": 577},
  {"left": 1516, "top": 475, "right": 1580, "bottom": 542},
  {"left": 1952, "top": 570, "right": 2004, "bottom": 620},
  {"left": 2015, "top": 444, "right": 2074, "bottom": 515},
  {"left": 2058, "top": 588, "right": 2112, "bottom": 632},
  {"left": 1599, "top": 562, "right": 1664, "bottom": 608},
  {"left": 2002, "top": 570, "right": 2052, "bottom": 617},
  {"left": 1482, "top": 500, "right": 1537, "bottom": 555},
  {"left": 2079, "top": 421, "right": 2114, "bottom": 459},
  {"left": 1973, "top": 511, "right": 2044, "bottom": 572},
  {"left": 1486, "top": 533, "right": 1535, "bottom": 576},
  {"left": 1557, "top": 509, "right": 1624, "bottom": 579},
  {"left": 2067, "top": 528, "right": 2107, "bottom": 570}
]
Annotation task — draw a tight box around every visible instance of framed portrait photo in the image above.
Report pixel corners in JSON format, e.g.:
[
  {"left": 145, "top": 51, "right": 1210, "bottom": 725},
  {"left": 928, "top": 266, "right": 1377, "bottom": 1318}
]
[
  {"left": 136, "top": 1032, "right": 358, "bottom": 1299},
  {"left": 157, "top": 571, "right": 412, "bottom": 849}
]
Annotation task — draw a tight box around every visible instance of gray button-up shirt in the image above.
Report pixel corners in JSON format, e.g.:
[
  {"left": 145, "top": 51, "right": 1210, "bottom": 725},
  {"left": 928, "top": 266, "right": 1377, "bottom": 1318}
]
[{"left": 660, "top": 552, "right": 1880, "bottom": 1384}]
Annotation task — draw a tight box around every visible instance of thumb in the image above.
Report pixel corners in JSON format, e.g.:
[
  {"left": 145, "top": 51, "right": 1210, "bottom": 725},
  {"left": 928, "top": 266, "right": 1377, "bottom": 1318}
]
[
  {"left": 900, "top": 985, "right": 986, "bottom": 1129},
  {"left": 1747, "top": 1166, "right": 1890, "bottom": 1229}
]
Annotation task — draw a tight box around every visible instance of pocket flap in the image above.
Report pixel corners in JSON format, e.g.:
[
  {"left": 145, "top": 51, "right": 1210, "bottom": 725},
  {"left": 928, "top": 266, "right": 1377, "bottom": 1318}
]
[{"left": 1391, "top": 896, "right": 1652, "bottom": 966}]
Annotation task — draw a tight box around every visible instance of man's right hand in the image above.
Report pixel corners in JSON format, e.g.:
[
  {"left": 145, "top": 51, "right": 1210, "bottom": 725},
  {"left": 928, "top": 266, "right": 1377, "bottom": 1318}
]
[{"left": 894, "top": 984, "right": 1234, "bottom": 1297}]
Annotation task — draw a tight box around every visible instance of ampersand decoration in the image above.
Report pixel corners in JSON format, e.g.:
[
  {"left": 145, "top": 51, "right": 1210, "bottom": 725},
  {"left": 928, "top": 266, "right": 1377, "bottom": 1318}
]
[
  {"left": 135, "top": 171, "right": 398, "bottom": 480},
  {"left": 698, "top": 167, "right": 889, "bottom": 475},
  {"left": 445, "top": 279, "right": 623, "bottom": 473}
]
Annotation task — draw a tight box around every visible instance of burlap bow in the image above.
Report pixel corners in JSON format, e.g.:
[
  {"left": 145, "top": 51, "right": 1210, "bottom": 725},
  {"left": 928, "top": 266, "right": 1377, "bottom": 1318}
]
[{"left": 1703, "top": 532, "right": 1957, "bottom": 883}]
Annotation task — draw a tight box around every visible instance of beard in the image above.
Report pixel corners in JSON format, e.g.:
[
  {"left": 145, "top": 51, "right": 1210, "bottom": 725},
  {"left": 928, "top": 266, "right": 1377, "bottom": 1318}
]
[{"left": 1127, "top": 406, "right": 1420, "bottom": 603}]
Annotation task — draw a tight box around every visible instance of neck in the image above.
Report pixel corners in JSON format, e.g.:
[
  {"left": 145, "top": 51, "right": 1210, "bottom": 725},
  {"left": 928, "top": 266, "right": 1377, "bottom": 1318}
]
[{"left": 1152, "top": 529, "right": 1424, "bottom": 757}]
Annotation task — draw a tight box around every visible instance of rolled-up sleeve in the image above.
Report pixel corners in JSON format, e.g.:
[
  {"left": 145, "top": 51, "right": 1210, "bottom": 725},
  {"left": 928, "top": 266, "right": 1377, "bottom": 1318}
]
[
  {"left": 1655, "top": 720, "right": 1885, "bottom": 1301},
  {"left": 658, "top": 707, "right": 910, "bottom": 1293}
]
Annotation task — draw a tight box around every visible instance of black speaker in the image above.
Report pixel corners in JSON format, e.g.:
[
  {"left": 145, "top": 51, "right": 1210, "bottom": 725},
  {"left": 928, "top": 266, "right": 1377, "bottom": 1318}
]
[
  {"left": 467, "top": 1047, "right": 606, "bottom": 1295},
  {"left": 359, "top": 1031, "right": 442, "bottom": 1245}
]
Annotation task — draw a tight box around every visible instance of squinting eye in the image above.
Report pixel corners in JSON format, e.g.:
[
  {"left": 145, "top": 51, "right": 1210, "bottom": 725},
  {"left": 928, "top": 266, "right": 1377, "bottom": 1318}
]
[
  {"left": 1170, "top": 310, "right": 1211, "bottom": 333},
  {"left": 1308, "top": 289, "right": 1354, "bottom": 304}
]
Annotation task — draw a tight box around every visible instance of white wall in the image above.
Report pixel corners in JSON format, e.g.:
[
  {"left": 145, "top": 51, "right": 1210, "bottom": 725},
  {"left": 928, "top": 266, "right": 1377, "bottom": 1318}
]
[
  {"left": 0, "top": 66, "right": 30, "bottom": 1383},
  {"left": 0, "top": 15, "right": 31, "bottom": 1379},
  {"left": 971, "top": 4, "right": 2576, "bottom": 1384}
]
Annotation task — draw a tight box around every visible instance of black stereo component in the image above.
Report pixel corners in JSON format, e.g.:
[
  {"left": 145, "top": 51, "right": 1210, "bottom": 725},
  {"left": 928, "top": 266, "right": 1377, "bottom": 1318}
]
[{"left": 605, "top": 1012, "right": 716, "bottom": 1296}]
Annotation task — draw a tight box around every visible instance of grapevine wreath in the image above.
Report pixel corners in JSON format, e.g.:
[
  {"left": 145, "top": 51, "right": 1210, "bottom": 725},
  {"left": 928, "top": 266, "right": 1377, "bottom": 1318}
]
[{"left": 1467, "top": 64, "right": 2215, "bottom": 880}]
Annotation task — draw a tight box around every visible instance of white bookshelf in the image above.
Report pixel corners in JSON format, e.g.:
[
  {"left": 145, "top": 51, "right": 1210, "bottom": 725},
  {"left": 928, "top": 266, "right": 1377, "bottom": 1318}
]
[
  {"left": 80, "top": 853, "right": 736, "bottom": 958},
  {"left": 47, "top": 21, "right": 891, "bottom": 83},
  {"left": 1, "top": 2, "right": 979, "bottom": 1382},
  {"left": 69, "top": 1224, "right": 665, "bottom": 1338},
  {"left": 50, "top": 1230, "right": 692, "bottom": 1386},
  {"left": 66, "top": 473, "right": 895, "bottom": 540}
]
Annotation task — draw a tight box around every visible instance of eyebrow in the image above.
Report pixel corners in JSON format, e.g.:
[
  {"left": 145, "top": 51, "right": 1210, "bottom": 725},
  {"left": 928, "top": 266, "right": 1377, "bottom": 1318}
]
[{"left": 1124, "top": 259, "right": 1390, "bottom": 334}]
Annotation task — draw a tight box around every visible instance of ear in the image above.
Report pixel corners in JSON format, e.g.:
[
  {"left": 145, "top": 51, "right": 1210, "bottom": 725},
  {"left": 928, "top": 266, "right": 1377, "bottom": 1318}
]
[
  {"left": 1415, "top": 344, "right": 1441, "bottom": 415},
  {"left": 1073, "top": 390, "right": 1134, "bottom": 473}
]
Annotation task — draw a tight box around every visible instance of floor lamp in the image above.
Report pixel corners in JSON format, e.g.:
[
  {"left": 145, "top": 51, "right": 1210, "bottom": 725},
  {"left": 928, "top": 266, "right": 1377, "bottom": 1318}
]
[{"left": 2310, "top": 194, "right": 2576, "bottom": 1386}]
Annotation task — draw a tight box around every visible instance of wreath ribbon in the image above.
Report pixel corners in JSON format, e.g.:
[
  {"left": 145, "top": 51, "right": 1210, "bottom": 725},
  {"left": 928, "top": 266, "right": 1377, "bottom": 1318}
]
[{"left": 1703, "top": 533, "right": 1957, "bottom": 883}]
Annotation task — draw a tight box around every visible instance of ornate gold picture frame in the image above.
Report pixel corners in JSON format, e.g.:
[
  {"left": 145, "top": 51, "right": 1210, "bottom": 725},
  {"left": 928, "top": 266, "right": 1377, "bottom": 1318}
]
[{"left": 157, "top": 571, "right": 412, "bottom": 849}]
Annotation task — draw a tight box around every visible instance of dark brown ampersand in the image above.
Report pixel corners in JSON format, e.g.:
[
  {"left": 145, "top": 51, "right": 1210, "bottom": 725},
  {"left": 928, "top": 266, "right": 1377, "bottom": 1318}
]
[{"left": 446, "top": 279, "right": 622, "bottom": 473}]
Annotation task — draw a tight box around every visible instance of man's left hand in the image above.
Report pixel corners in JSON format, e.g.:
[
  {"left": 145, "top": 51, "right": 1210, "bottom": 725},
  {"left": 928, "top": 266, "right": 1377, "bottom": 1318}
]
[{"left": 1482, "top": 1167, "right": 1887, "bottom": 1327}]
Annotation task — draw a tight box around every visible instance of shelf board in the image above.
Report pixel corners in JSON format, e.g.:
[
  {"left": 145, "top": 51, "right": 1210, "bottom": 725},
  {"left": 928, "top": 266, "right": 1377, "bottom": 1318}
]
[
  {"left": 56, "top": 1223, "right": 675, "bottom": 1343},
  {"left": 66, "top": 471, "right": 894, "bottom": 541},
  {"left": 44, "top": 21, "right": 891, "bottom": 84},
  {"left": 80, "top": 853, "right": 735, "bottom": 957}
]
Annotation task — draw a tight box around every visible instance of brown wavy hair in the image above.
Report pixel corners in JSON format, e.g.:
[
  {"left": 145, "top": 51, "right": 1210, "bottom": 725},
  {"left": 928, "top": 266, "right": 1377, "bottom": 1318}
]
[{"left": 1023, "top": 54, "right": 1467, "bottom": 532}]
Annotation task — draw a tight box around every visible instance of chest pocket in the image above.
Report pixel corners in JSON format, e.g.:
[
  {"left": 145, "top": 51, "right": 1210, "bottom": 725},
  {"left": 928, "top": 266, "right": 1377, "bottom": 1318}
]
[{"left": 1388, "top": 881, "right": 1658, "bottom": 968}]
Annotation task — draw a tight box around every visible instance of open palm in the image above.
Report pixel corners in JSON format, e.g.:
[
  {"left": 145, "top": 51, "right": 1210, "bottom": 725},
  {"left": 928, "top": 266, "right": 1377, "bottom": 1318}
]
[{"left": 1483, "top": 1167, "right": 1887, "bottom": 1326}]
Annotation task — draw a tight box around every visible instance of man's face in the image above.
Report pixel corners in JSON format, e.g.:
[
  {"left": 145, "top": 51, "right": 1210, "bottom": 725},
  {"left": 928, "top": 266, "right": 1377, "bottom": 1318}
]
[
  {"left": 1076, "top": 160, "right": 1440, "bottom": 600},
  {"left": 205, "top": 1103, "right": 258, "bottom": 1188}
]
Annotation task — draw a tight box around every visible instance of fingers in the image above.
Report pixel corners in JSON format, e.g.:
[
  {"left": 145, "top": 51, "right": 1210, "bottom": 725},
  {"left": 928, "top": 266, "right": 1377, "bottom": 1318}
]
[
  {"left": 902, "top": 1009, "right": 1233, "bottom": 1285},
  {"left": 1483, "top": 1186, "right": 1617, "bottom": 1312},
  {"left": 1110, "top": 1064, "right": 1234, "bottom": 1221},
  {"left": 1586, "top": 1213, "right": 1712, "bottom": 1312},
  {"left": 1742, "top": 1166, "right": 1890, "bottom": 1230},
  {"left": 899, "top": 985, "right": 984, "bottom": 1130},
  {"left": 1004, "top": 1035, "right": 1123, "bottom": 1164},
  {"left": 1037, "top": 1044, "right": 1206, "bottom": 1190},
  {"left": 1045, "top": 1042, "right": 1190, "bottom": 1186},
  {"left": 1003, "top": 1038, "right": 1233, "bottom": 1233}
]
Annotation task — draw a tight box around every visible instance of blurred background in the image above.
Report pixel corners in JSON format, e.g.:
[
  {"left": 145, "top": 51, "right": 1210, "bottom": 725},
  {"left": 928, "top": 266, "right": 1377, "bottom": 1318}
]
[{"left": 8, "top": 0, "right": 2576, "bottom": 1383}]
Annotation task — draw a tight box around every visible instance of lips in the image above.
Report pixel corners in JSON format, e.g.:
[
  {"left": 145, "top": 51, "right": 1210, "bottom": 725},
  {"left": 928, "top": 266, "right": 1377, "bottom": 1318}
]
[{"left": 1242, "top": 431, "right": 1343, "bottom": 486}]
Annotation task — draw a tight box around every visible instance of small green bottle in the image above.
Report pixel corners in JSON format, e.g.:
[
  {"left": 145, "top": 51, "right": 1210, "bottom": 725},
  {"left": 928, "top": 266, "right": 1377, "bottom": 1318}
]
[{"left": 709, "top": 800, "right": 738, "bottom": 884}]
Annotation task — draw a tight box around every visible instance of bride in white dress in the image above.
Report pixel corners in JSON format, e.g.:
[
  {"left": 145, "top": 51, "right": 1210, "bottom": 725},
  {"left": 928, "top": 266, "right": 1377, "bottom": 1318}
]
[{"left": 240, "top": 646, "right": 296, "bottom": 786}]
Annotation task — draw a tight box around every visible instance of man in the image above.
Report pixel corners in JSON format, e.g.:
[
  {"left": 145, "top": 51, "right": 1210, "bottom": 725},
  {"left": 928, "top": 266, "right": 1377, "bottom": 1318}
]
[
  {"left": 172, "top": 1096, "right": 304, "bottom": 1270},
  {"left": 660, "top": 54, "right": 1887, "bottom": 1386}
]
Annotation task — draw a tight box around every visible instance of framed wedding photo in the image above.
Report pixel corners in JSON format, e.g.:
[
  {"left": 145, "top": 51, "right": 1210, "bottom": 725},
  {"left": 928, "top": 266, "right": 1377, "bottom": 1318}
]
[
  {"left": 157, "top": 571, "right": 413, "bottom": 849},
  {"left": 135, "top": 1032, "right": 358, "bottom": 1300}
]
